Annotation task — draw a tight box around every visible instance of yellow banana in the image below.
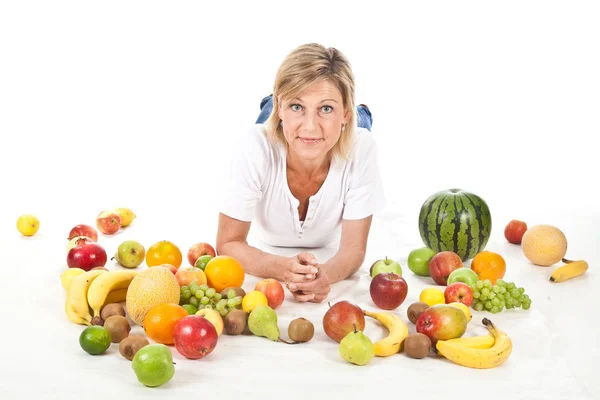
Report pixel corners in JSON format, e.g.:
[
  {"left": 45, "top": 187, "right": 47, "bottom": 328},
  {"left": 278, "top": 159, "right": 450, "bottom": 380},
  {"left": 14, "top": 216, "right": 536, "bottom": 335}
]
[
  {"left": 363, "top": 309, "right": 409, "bottom": 357},
  {"left": 104, "top": 288, "right": 128, "bottom": 304},
  {"left": 66, "top": 269, "right": 106, "bottom": 324},
  {"left": 64, "top": 301, "right": 90, "bottom": 325},
  {"left": 436, "top": 318, "right": 512, "bottom": 369},
  {"left": 87, "top": 270, "right": 137, "bottom": 317},
  {"left": 549, "top": 259, "right": 588, "bottom": 283},
  {"left": 440, "top": 334, "right": 495, "bottom": 352},
  {"left": 115, "top": 207, "right": 136, "bottom": 227}
]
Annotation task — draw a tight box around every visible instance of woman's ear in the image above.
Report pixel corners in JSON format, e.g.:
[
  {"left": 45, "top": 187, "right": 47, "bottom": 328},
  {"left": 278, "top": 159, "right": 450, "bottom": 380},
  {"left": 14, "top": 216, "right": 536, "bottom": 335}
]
[{"left": 343, "top": 108, "right": 351, "bottom": 124}]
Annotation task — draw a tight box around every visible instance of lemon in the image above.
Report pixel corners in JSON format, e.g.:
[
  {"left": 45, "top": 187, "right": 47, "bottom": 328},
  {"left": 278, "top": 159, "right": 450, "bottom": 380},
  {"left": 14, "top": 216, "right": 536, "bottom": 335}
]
[
  {"left": 242, "top": 291, "right": 268, "bottom": 313},
  {"left": 448, "top": 302, "right": 472, "bottom": 322},
  {"left": 60, "top": 268, "right": 86, "bottom": 291},
  {"left": 115, "top": 208, "right": 136, "bottom": 227},
  {"left": 16, "top": 214, "right": 40, "bottom": 236},
  {"left": 419, "top": 287, "right": 445, "bottom": 306}
]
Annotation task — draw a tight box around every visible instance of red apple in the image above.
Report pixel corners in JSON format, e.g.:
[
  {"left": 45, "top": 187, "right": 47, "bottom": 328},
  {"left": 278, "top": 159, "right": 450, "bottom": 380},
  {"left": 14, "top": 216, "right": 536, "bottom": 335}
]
[
  {"left": 415, "top": 304, "right": 467, "bottom": 344},
  {"left": 96, "top": 210, "right": 121, "bottom": 235},
  {"left": 173, "top": 315, "right": 218, "bottom": 360},
  {"left": 68, "top": 224, "right": 98, "bottom": 242},
  {"left": 504, "top": 220, "right": 527, "bottom": 244},
  {"left": 187, "top": 242, "right": 217, "bottom": 266},
  {"left": 322, "top": 301, "right": 365, "bottom": 343},
  {"left": 67, "top": 242, "right": 108, "bottom": 271},
  {"left": 444, "top": 282, "right": 473, "bottom": 306},
  {"left": 156, "top": 263, "right": 178, "bottom": 275},
  {"left": 369, "top": 273, "right": 408, "bottom": 310},
  {"left": 429, "top": 251, "right": 463, "bottom": 286},
  {"left": 255, "top": 278, "right": 285, "bottom": 309},
  {"left": 175, "top": 266, "right": 207, "bottom": 287}
]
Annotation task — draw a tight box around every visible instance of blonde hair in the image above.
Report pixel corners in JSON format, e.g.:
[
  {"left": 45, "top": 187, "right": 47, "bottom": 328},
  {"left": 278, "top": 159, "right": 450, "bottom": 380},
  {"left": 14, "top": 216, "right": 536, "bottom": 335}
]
[{"left": 264, "top": 43, "right": 357, "bottom": 160}]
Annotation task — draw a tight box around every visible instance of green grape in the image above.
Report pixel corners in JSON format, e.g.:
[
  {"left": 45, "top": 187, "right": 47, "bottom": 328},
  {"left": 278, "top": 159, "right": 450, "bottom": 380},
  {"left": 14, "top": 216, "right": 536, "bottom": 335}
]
[
  {"left": 182, "top": 290, "right": 192, "bottom": 300},
  {"left": 215, "top": 302, "right": 225, "bottom": 311},
  {"left": 180, "top": 286, "right": 189, "bottom": 294},
  {"left": 197, "top": 304, "right": 205, "bottom": 310},
  {"left": 179, "top": 297, "right": 186, "bottom": 306},
  {"left": 189, "top": 280, "right": 198, "bottom": 287},
  {"left": 485, "top": 301, "right": 493, "bottom": 310},
  {"left": 219, "top": 308, "right": 229, "bottom": 317},
  {"left": 495, "top": 279, "right": 505, "bottom": 287},
  {"left": 518, "top": 295, "right": 526, "bottom": 303},
  {"left": 199, "top": 284, "right": 209, "bottom": 291},
  {"left": 201, "top": 296, "right": 210, "bottom": 305},
  {"left": 518, "top": 288, "right": 525, "bottom": 295},
  {"left": 510, "top": 289, "right": 520, "bottom": 298},
  {"left": 234, "top": 296, "right": 243, "bottom": 305},
  {"left": 488, "top": 292, "right": 496, "bottom": 299},
  {"left": 492, "top": 286, "right": 501, "bottom": 293},
  {"left": 506, "top": 282, "right": 516, "bottom": 290},
  {"left": 491, "top": 298, "right": 500, "bottom": 306},
  {"left": 475, "top": 302, "right": 484, "bottom": 312},
  {"left": 206, "top": 288, "right": 216, "bottom": 298},
  {"left": 480, "top": 294, "right": 488, "bottom": 302},
  {"left": 499, "top": 286, "right": 507, "bottom": 294},
  {"left": 481, "top": 288, "right": 490, "bottom": 296},
  {"left": 217, "top": 299, "right": 227, "bottom": 308},
  {"left": 514, "top": 300, "right": 522, "bottom": 308},
  {"left": 490, "top": 306, "right": 499, "bottom": 314},
  {"left": 522, "top": 302, "right": 531, "bottom": 310},
  {"left": 189, "top": 283, "right": 199, "bottom": 292},
  {"left": 195, "top": 290, "right": 205, "bottom": 299},
  {"left": 204, "top": 304, "right": 213, "bottom": 309},
  {"left": 523, "top": 294, "right": 530, "bottom": 301},
  {"left": 214, "top": 293, "right": 222, "bottom": 301},
  {"left": 226, "top": 289, "right": 235, "bottom": 299},
  {"left": 499, "top": 300, "right": 506, "bottom": 308},
  {"left": 189, "top": 296, "right": 199, "bottom": 307},
  {"left": 473, "top": 291, "right": 480, "bottom": 299},
  {"left": 227, "top": 299, "right": 237, "bottom": 308},
  {"left": 476, "top": 281, "right": 484, "bottom": 290},
  {"left": 505, "top": 303, "right": 514, "bottom": 309}
]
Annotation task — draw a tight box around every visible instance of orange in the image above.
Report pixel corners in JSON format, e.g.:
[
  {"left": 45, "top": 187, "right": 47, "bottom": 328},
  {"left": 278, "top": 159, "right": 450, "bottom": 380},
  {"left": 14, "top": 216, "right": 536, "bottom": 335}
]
[
  {"left": 143, "top": 303, "right": 189, "bottom": 345},
  {"left": 204, "top": 255, "right": 245, "bottom": 293},
  {"left": 471, "top": 251, "right": 506, "bottom": 284},
  {"left": 146, "top": 240, "right": 183, "bottom": 269}
]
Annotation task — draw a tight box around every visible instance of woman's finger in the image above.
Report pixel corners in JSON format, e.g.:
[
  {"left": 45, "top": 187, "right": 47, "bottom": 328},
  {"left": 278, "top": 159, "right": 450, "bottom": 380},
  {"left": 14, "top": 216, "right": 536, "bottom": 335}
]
[
  {"left": 296, "top": 252, "right": 318, "bottom": 266},
  {"left": 292, "top": 291, "right": 316, "bottom": 302}
]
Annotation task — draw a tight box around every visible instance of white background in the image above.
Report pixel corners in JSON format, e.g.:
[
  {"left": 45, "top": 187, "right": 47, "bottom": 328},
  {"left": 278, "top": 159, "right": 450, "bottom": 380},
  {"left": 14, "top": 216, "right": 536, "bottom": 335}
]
[{"left": 1, "top": 1, "right": 599, "bottom": 399}]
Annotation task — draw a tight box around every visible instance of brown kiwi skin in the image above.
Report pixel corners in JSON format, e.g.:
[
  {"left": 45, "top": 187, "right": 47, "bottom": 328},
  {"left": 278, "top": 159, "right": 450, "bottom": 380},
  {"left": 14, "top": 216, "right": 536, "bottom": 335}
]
[
  {"left": 104, "top": 315, "right": 131, "bottom": 343},
  {"left": 407, "top": 302, "right": 430, "bottom": 324},
  {"left": 119, "top": 335, "right": 149, "bottom": 360},
  {"left": 220, "top": 287, "right": 246, "bottom": 298},
  {"left": 101, "top": 303, "right": 126, "bottom": 322},
  {"left": 288, "top": 318, "right": 314, "bottom": 343},
  {"left": 224, "top": 310, "right": 247, "bottom": 335},
  {"left": 404, "top": 333, "right": 432, "bottom": 359}
]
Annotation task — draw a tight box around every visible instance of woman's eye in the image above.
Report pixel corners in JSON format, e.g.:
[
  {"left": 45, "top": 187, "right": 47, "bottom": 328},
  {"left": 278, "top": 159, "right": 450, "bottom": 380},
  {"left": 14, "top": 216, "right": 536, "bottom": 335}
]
[
  {"left": 290, "top": 104, "right": 302, "bottom": 112},
  {"left": 321, "top": 105, "right": 333, "bottom": 113}
]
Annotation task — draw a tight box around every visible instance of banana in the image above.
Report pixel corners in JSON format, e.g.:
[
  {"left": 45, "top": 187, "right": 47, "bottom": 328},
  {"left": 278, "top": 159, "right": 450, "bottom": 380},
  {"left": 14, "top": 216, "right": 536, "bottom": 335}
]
[
  {"left": 363, "top": 309, "right": 409, "bottom": 357},
  {"left": 436, "top": 318, "right": 512, "bottom": 369},
  {"left": 115, "top": 207, "right": 136, "bottom": 227},
  {"left": 439, "top": 334, "right": 495, "bottom": 352},
  {"left": 64, "top": 300, "right": 90, "bottom": 325},
  {"left": 549, "top": 258, "right": 588, "bottom": 283},
  {"left": 66, "top": 269, "right": 106, "bottom": 324},
  {"left": 87, "top": 270, "right": 137, "bottom": 317},
  {"left": 104, "top": 288, "right": 128, "bottom": 304}
]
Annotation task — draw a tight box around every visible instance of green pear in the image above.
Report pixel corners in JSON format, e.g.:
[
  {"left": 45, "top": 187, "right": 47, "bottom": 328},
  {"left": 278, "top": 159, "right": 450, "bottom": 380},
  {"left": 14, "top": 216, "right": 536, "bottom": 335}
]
[
  {"left": 112, "top": 240, "right": 145, "bottom": 268},
  {"left": 248, "top": 305, "right": 281, "bottom": 342},
  {"left": 339, "top": 325, "right": 375, "bottom": 366}
]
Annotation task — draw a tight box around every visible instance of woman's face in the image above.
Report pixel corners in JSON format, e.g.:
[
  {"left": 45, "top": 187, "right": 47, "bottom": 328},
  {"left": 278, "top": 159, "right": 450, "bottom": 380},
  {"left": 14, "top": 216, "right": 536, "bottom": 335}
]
[{"left": 278, "top": 80, "right": 349, "bottom": 164}]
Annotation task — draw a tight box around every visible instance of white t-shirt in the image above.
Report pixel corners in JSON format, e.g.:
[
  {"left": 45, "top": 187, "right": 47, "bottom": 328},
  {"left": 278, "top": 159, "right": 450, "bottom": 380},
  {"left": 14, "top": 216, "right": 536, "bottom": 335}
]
[{"left": 219, "top": 124, "right": 386, "bottom": 248}]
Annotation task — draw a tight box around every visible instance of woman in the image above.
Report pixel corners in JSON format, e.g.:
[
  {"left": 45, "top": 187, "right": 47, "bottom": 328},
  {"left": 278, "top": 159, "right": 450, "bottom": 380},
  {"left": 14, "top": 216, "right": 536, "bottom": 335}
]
[{"left": 216, "top": 43, "right": 385, "bottom": 303}]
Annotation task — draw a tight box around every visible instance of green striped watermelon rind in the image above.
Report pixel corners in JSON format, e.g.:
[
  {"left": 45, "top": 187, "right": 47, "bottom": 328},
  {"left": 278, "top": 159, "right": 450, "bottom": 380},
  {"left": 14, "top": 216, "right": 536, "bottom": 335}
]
[{"left": 418, "top": 189, "right": 492, "bottom": 262}]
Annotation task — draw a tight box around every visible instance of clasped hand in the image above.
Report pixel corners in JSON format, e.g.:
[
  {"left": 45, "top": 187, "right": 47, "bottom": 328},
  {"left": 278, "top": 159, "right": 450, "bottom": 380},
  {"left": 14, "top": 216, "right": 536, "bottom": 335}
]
[{"left": 282, "top": 252, "right": 330, "bottom": 303}]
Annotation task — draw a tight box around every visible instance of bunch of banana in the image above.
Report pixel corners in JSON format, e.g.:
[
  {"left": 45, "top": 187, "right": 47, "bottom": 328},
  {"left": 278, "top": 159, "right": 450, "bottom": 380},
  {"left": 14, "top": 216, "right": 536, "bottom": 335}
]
[
  {"left": 436, "top": 318, "right": 512, "bottom": 369},
  {"left": 64, "top": 269, "right": 137, "bottom": 325},
  {"left": 549, "top": 258, "right": 589, "bottom": 283},
  {"left": 362, "top": 309, "right": 408, "bottom": 357}
]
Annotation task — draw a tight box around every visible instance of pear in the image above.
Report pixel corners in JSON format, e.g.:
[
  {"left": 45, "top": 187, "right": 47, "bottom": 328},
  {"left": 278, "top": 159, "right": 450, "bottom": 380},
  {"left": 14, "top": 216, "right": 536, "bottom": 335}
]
[
  {"left": 112, "top": 240, "right": 146, "bottom": 269},
  {"left": 115, "top": 207, "right": 136, "bottom": 227},
  {"left": 339, "top": 324, "right": 374, "bottom": 366},
  {"left": 248, "top": 305, "right": 295, "bottom": 344}
]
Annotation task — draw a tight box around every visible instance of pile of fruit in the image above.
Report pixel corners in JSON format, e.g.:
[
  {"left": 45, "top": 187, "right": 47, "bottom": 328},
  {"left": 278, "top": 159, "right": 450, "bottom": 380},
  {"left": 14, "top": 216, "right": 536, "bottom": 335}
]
[{"left": 15, "top": 187, "right": 590, "bottom": 388}]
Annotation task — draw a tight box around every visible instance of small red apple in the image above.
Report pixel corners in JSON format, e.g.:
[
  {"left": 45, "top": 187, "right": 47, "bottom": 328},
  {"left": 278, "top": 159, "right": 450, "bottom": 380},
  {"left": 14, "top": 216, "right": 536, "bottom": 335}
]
[
  {"left": 68, "top": 224, "right": 98, "bottom": 242},
  {"left": 187, "top": 242, "right": 216, "bottom": 266},
  {"left": 504, "top": 220, "right": 528, "bottom": 244},
  {"left": 322, "top": 301, "right": 365, "bottom": 343},
  {"left": 415, "top": 304, "right": 467, "bottom": 344},
  {"left": 429, "top": 251, "right": 463, "bottom": 286},
  {"left": 67, "top": 242, "right": 108, "bottom": 271},
  {"left": 369, "top": 273, "right": 408, "bottom": 310},
  {"left": 444, "top": 282, "right": 473, "bottom": 306},
  {"left": 175, "top": 266, "right": 207, "bottom": 287},
  {"left": 255, "top": 278, "right": 285, "bottom": 309},
  {"left": 96, "top": 210, "right": 121, "bottom": 235},
  {"left": 173, "top": 315, "right": 218, "bottom": 360}
]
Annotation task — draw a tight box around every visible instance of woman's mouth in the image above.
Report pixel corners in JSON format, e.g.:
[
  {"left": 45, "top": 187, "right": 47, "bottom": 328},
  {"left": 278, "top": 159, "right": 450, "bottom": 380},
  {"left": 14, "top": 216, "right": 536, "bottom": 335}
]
[{"left": 298, "top": 137, "right": 322, "bottom": 145}]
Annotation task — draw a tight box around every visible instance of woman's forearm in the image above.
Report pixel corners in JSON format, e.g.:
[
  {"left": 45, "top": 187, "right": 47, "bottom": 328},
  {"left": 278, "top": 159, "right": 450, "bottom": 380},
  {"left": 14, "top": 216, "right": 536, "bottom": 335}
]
[
  {"left": 321, "top": 248, "right": 366, "bottom": 284},
  {"left": 216, "top": 240, "right": 289, "bottom": 282}
]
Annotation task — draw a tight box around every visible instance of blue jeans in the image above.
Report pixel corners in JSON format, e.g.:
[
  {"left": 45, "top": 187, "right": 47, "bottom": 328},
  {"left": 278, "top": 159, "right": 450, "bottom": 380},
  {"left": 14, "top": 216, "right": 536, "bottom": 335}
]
[{"left": 255, "top": 94, "right": 373, "bottom": 131}]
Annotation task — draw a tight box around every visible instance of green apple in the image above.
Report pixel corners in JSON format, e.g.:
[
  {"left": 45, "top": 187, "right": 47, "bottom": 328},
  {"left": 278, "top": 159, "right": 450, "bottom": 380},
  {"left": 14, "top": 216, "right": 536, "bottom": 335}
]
[
  {"left": 132, "top": 344, "right": 175, "bottom": 387},
  {"left": 194, "top": 254, "right": 213, "bottom": 271},
  {"left": 370, "top": 257, "right": 402, "bottom": 278},
  {"left": 447, "top": 267, "right": 479, "bottom": 286},
  {"left": 407, "top": 247, "right": 436, "bottom": 276}
]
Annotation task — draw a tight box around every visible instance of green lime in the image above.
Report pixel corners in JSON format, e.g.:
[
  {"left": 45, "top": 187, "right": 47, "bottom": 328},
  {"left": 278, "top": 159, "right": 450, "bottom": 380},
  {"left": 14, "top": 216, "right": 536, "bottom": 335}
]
[
  {"left": 194, "top": 255, "right": 213, "bottom": 271},
  {"left": 79, "top": 326, "right": 111, "bottom": 355},
  {"left": 182, "top": 304, "right": 198, "bottom": 315}
]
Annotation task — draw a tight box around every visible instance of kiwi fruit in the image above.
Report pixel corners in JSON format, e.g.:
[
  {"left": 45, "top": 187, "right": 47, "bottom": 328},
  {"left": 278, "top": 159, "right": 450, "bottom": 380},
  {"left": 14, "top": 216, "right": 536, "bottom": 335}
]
[
  {"left": 407, "top": 302, "right": 430, "bottom": 324},
  {"left": 404, "top": 333, "right": 432, "bottom": 359},
  {"left": 288, "top": 318, "right": 314, "bottom": 343},
  {"left": 119, "top": 335, "right": 149, "bottom": 360},
  {"left": 104, "top": 315, "right": 131, "bottom": 343},
  {"left": 220, "top": 286, "right": 246, "bottom": 298},
  {"left": 224, "top": 309, "right": 247, "bottom": 335},
  {"left": 101, "top": 303, "right": 126, "bottom": 322}
]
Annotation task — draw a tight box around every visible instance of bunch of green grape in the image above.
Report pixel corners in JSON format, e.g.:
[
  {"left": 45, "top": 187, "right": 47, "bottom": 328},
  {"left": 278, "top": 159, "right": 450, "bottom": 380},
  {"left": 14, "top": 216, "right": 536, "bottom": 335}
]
[
  {"left": 179, "top": 281, "right": 243, "bottom": 317},
  {"left": 470, "top": 279, "right": 531, "bottom": 313}
]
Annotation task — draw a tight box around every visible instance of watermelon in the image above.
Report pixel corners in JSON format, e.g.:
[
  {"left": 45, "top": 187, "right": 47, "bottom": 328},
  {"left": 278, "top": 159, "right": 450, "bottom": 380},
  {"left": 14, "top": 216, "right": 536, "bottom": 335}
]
[{"left": 418, "top": 189, "right": 492, "bottom": 262}]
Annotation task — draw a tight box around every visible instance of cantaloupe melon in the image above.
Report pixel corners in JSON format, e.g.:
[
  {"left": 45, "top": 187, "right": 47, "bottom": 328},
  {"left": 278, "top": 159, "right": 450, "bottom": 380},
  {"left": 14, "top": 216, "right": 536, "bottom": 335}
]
[
  {"left": 521, "top": 224, "right": 567, "bottom": 266},
  {"left": 126, "top": 266, "right": 180, "bottom": 326}
]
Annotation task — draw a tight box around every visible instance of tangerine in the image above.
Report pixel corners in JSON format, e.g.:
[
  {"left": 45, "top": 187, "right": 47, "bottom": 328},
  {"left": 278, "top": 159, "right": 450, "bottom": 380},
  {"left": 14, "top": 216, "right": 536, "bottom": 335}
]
[
  {"left": 146, "top": 240, "right": 183, "bottom": 269},
  {"left": 143, "top": 303, "right": 189, "bottom": 345},
  {"left": 204, "top": 255, "right": 245, "bottom": 293},
  {"left": 470, "top": 251, "right": 506, "bottom": 284}
]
